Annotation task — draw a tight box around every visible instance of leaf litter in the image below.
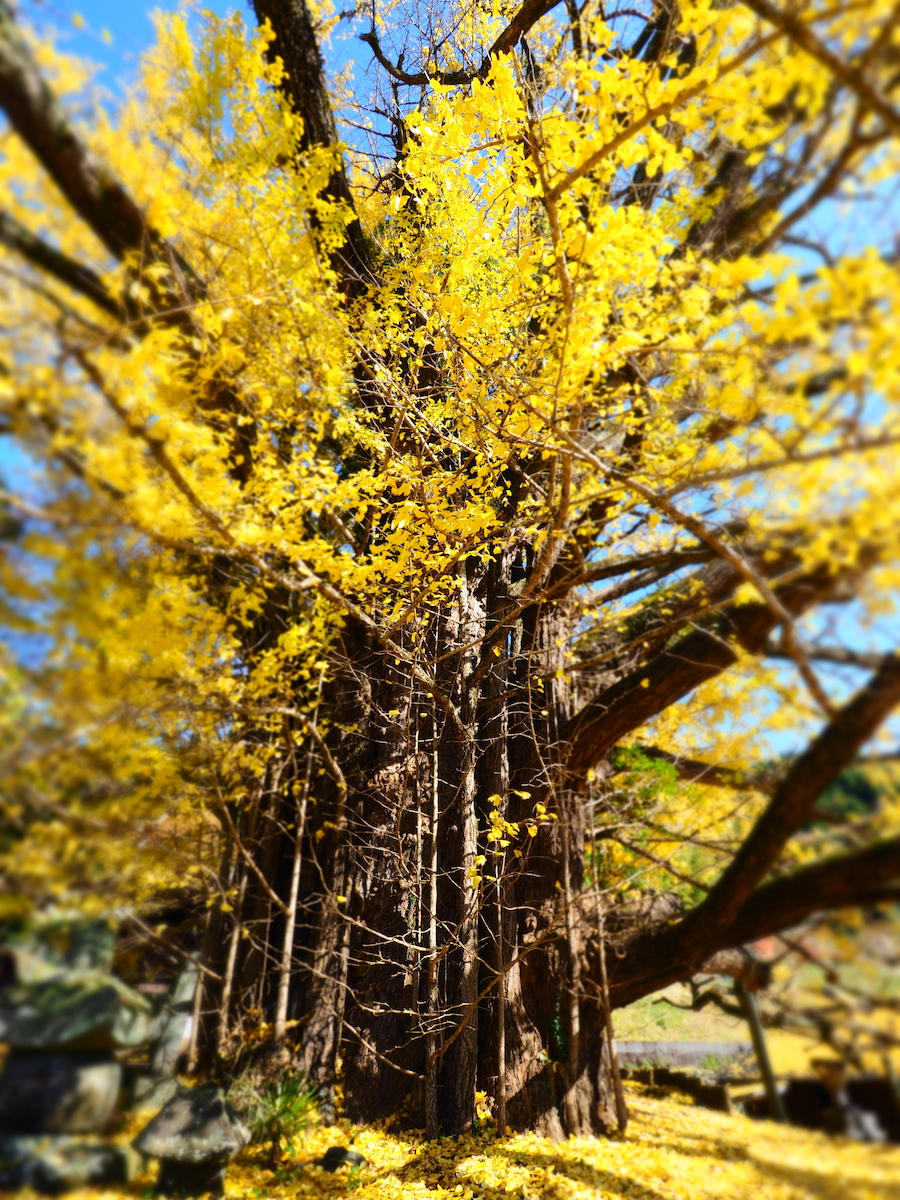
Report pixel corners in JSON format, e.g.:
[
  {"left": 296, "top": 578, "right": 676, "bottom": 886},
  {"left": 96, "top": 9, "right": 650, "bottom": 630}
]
[{"left": 26, "top": 1083, "right": 900, "bottom": 1200}]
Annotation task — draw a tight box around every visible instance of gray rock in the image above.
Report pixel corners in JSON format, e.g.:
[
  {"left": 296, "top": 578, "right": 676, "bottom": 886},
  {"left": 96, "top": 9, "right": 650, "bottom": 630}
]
[
  {"left": 5, "top": 917, "right": 117, "bottom": 984},
  {"left": 45, "top": 918, "right": 117, "bottom": 974},
  {"left": 130, "top": 1074, "right": 180, "bottom": 1113},
  {"left": 133, "top": 1086, "right": 251, "bottom": 1162},
  {"left": 170, "top": 966, "right": 199, "bottom": 1010},
  {"left": 317, "top": 1146, "right": 366, "bottom": 1172},
  {"left": 0, "top": 1051, "right": 123, "bottom": 1135},
  {"left": 0, "top": 1134, "right": 137, "bottom": 1193},
  {"left": 133, "top": 1087, "right": 251, "bottom": 1200},
  {"left": 150, "top": 966, "right": 197, "bottom": 1077},
  {"left": 0, "top": 974, "right": 153, "bottom": 1052},
  {"left": 155, "top": 1159, "right": 228, "bottom": 1198}
]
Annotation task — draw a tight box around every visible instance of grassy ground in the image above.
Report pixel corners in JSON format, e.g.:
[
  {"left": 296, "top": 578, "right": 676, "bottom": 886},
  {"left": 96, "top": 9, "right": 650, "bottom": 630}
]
[
  {"left": 612, "top": 985, "right": 747, "bottom": 1044},
  {"left": 613, "top": 981, "right": 900, "bottom": 1078},
  {"left": 41, "top": 1083, "right": 900, "bottom": 1200},
  {"left": 611, "top": 984, "right": 824, "bottom": 1076}
]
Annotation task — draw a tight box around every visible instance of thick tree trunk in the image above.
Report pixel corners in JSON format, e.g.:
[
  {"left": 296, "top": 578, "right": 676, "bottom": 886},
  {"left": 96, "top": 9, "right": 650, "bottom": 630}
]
[{"left": 192, "top": 554, "right": 629, "bottom": 1137}]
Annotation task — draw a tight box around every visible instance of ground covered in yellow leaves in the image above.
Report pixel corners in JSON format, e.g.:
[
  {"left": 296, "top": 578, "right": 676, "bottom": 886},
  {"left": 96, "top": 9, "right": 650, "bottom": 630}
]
[{"left": 35, "top": 1084, "right": 900, "bottom": 1200}]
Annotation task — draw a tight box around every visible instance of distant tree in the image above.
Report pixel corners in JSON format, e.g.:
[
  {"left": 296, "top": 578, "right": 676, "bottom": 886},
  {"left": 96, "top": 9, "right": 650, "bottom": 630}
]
[{"left": 1, "top": 0, "right": 900, "bottom": 1137}]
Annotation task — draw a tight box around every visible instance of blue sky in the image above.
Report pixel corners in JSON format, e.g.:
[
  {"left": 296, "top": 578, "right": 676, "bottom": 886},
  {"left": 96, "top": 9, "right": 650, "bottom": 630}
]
[
  {"left": 20, "top": 1, "right": 374, "bottom": 144},
  {"left": 22, "top": 1, "right": 369, "bottom": 95},
  {"left": 24, "top": 1, "right": 240, "bottom": 84}
]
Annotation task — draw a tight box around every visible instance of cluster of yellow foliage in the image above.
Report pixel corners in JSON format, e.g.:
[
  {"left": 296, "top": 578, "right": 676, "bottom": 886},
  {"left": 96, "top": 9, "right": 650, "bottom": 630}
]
[{"left": 1, "top": 0, "right": 899, "bottom": 917}]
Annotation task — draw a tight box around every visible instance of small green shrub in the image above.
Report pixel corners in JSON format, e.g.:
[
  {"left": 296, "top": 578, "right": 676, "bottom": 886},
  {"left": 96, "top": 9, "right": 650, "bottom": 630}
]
[
  {"left": 700, "top": 1054, "right": 727, "bottom": 1075},
  {"left": 231, "top": 1072, "right": 319, "bottom": 1168}
]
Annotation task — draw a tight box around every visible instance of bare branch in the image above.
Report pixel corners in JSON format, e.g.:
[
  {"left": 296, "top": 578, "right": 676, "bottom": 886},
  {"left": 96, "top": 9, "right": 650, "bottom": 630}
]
[
  {"left": 615, "top": 745, "right": 778, "bottom": 795},
  {"left": 547, "top": 544, "right": 716, "bottom": 600},
  {"left": 724, "top": 835, "right": 900, "bottom": 947},
  {"left": 764, "top": 641, "right": 892, "bottom": 672},
  {"left": 360, "top": 0, "right": 563, "bottom": 87},
  {"left": 682, "top": 656, "right": 900, "bottom": 949}
]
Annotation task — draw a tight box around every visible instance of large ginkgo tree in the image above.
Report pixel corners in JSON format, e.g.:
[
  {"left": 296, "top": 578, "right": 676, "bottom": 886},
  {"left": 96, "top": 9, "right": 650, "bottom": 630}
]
[{"left": 1, "top": 0, "right": 900, "bottom": 1137}]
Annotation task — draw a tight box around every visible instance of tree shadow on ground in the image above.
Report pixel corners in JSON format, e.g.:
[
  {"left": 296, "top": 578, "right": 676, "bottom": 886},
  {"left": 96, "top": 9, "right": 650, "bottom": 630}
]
[
  {"left": 643, "top": 1129, "right": 899, "bottom": 1199},
  {"left": 369, "top": 1135, "right": 673, "bottom": 1200}
]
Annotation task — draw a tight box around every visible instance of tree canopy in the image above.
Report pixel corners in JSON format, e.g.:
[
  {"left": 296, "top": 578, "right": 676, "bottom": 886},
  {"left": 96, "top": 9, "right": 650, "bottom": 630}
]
[{"left": 1, "top": 0, "right": 899, "bottom": 1137}]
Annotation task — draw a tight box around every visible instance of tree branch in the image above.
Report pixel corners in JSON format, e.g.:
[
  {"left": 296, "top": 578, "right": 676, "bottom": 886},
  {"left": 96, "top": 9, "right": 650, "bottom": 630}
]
[
  {"left": 723, "top": 835, "right": 900, "bottom": 947},
  {"left": 699, "top": 947, "right": 772, "bottom": 991},
  {"left": 607, "top": 831, "right": 900, "bottom": 1010},
  {"left": 0, "top": 2, "right": 202, "bottom": 309},
  {"left": 751, "top": 115, "right": 887, "bottom": 257},
  {"left": 739, "top": 0, "right": 900, "bottom": 136},
  {"left": 764, "top": 641, "right": 891, "bottom": 672},
  {"left": 0, "top": 208, "right": 120, "bottom": 319},
  {"left": 0, "top": 1, "right": 139, "bottom": 260},
  {"left": 681, "top": 655, "right": 900, "bottom": 948},
  {"left": 0, "top": 5, "right": 257, "bottom": 478},
  {"left": 616, "top": 745, "right": 778, "bottom": 795},
  {"left": 251, "top": 0, "right": 375, "bottom": 294},
  {"left": 0, "top": 0, "right": 197, "bottom": 309},
  {"left": 547, "top": 544, "right": 716, "bottom": 600},
  {"left": 562, "top": 557, "right": 846, "bottom": 774},
  {"left": 359, "top": 0, "right": 563, "bottom": 87}
]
